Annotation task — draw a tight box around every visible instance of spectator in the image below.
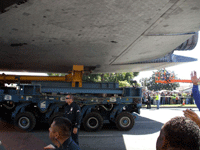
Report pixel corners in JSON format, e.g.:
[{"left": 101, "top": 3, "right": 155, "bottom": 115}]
[
  {"left": 161, "top": 92, "right": 165, "bottom": 105},
  {"left": 178, "top": 92, "right": 182, "bottom": 104},
  {"left": 169, "top": 92, "right": 172, "bottom": 104},
  {"left": 146, "top": 93, "right": 151, "bottom": 109},
  {"left": 152, "top": 93, "right": 156, "bottom": 105},
  {"left": 177, "top": 92, "right": 181, "bottom": 104},
  {"left": 182, "top": 92, "right": 187, "bottom": 104},
  {"left": 142, "top": 93, "right": 145, "bottom": 104},
  {"left": 143, "top": 95, "right": 148, "bottom": 106},
  {"left": 156, "top": 116, "right": 200, "bottom": 150},
  {"left": 186, "top": 93, "right": 190, "bottom": 104},
  {"left": 155, "top": 92, "right": 160, "bottom": 109},
  {"left": 166, "top": 92, "right": 170, "bottom": 104},
  {"left": 44, "top": 117, "right": 81, "bottom": 150},
  {"left": 180, "top": 92, "right": 183, "bottom": 104},
  {"left": 176, "top": 94, "right": 180, "bottom": 104},
  {"left": 172, "top": 92, "right": 177, "bottom": 104},
  {"left": 191, "top": 71, "right": 200, "bottom": 110}
]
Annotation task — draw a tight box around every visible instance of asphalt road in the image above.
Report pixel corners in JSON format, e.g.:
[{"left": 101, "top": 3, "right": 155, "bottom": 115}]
[{"left": 0, "top": 108, "right": 199, "bottom": 150}]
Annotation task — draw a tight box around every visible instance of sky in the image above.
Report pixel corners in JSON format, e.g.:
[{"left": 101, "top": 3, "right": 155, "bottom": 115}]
[
  {"left": 134, "top": 33, "right": 200, "bottom": 85},
  {"left": 0, "top": 34, "right": 199, "bottom": 84}
]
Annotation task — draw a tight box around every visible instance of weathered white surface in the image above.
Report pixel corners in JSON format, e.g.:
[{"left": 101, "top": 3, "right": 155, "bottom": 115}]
[{"left": 0, "top": 0, "right": 200, "bottom": 73}]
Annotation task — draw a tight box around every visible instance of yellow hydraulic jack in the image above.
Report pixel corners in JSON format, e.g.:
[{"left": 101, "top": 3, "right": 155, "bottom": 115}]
[
  {"left": 0, "top": 65, "right": 84, "bottom": 87},
  {"left": 65, "top": 65, "right": 84, "bottom": 87}
]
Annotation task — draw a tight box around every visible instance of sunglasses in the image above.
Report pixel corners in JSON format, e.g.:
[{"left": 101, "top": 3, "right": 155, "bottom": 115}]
[{"left": 66, "top": 97, "right": 70, "bottom": 99}]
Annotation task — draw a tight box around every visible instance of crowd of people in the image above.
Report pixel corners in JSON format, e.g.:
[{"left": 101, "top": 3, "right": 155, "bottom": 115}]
[
  {"left": 156, "top": 71, "right": 200, "bottom": 150},
  {"left": 1, "top": 71, "right": 198, "bottom": 150},
  {"left": 42, "top": 71, "right": 200, "bottom": 150},
  {"left": 142, "top": 89, "right": 195, "bottom": 109}
]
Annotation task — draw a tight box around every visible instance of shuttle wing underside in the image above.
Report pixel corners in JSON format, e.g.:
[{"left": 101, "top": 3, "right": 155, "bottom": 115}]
[{"left": 0, "top": 0, "right": 200, "bottom": 73}]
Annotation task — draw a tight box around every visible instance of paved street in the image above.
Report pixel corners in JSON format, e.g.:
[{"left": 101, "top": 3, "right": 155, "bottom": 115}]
[{"left": 0, "top": 108, "right": 199, "bottom": 150}]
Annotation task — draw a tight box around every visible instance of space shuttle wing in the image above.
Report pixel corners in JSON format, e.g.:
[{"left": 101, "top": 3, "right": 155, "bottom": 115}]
[{"left": 0, "top": 0, "right": 199, "bottom": 73}]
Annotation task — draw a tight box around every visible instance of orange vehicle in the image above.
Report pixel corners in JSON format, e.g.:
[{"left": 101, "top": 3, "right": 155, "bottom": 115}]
[{"left": 155, "top": 71, "right": 192, "bottom": 84}]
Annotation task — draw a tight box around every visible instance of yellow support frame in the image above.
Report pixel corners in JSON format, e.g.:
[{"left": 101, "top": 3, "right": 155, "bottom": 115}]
[{"left": 0, "top": 65, "right": 84, "bottom": 87}]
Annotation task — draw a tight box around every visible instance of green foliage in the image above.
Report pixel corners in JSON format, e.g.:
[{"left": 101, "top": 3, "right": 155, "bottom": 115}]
[
  {"left": 119, "top": 80, "right": 131, "bottom": 87},
  {"left": 82, "top": 74, "right": 101, "bottom": 82},
  {"left": 47, "top": 73, "right": 66, "bottom": 76},
  {"left": 140, "top": 69, "right": 180, "bottom": 91},
  {"left": 47, "top": 72, "right": 140, "bottom": 86},
  {"left": 133, "top": 72, "right": 139, "bottom": 77},
  {"left": 83, "top": 72, "right": 139, "bottom": 84}
]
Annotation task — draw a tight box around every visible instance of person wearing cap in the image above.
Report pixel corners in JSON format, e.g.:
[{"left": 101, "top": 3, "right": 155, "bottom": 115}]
[{"left": 64, "top": 95, "right": 81, "bottom": 145}]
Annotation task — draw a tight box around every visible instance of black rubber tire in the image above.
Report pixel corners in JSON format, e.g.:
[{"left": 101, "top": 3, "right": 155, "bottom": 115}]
[
  {"left": 14, "top": 112, "right": 36, "bottom": 131},
  {"left": 49, "top": 112, "right": 64, "bottom": 125},
  {"left": 115, "top": 112, "right": 135, "bottom": 131},
  {"left": 83, "top": 112, "right": 103, "bottom": 132}
]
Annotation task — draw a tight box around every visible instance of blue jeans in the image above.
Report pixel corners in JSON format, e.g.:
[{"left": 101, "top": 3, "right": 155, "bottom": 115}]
[
  {"left": 156, "top": 100, "right": 160, "bottom": 109},
  {"left": 186, "top": 98, "right": 190, "bottom": 104},
  {"left": 162, "top": 99, "right": 165, "bottom": 104}
]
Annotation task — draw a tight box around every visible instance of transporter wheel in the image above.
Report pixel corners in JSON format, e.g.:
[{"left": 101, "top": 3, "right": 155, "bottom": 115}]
[
  {"left": 14, "top": 112, "right": 36, "bottom": 131},
  {"left": 49, "top": 112, "right": 64, "bottom": 125},
  {"left": 83, "top": 112, "right": 103, "bottom": 132},
  {"left": 115, "top": 112, "right": 135, "bottom": 131}
]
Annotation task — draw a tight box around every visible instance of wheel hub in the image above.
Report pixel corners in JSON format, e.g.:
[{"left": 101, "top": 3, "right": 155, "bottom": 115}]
[
  {"left": 87, "top": 117, "right": 98, "bottom": 128},
  {"left": 18, "top": 117, "right": 30, "bottom": 129},
  {"left": 120, "top": 117, "right": 131, "bottom": 127}
]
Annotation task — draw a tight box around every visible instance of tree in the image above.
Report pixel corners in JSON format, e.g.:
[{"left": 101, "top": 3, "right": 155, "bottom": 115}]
[
  {"left": 47, "top": 73, "right": 66, "bottom": 76},
  {"left": 119, "top": 80, "right": 131, "bottom": 87},
  {"left": 82, "top": 74, "right": 101, "bottom": 82},
  {"left": 88, "top": 72, "right": 139, "bottom": 84},
  {"left": 140, "top": 69, "right": 179, "bottom": 91},
  {"left": 48, "top": 72, "right": 140, "bottom": 86}
]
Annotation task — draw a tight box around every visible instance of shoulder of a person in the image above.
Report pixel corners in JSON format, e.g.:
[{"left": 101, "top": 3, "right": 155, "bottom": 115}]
[
  {"left": 65, "top": 103, "right": 69, "bottom": 108},
  {"left": 69, "top": 144, "right": 80, "bottom": 150},
  {"left": 73, "top": 102, "right": 80, "bottom": 108},
  {"left": 72, "top": 102, "right": 78, "bottom": 106},
  {"left": 68, "top": 139, "right": 81, "bottom": 150}
]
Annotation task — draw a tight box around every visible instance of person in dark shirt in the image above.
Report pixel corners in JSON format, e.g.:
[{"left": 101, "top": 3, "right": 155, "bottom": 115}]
[
  {"left": 64, "top": 95, "right": 81, "bottom": 145},
  {"left": 44, "top": 117, "right": 81, "bottom": 150},
  {"left": 146, "top": 93, "right": 151, "bottom": 109}
]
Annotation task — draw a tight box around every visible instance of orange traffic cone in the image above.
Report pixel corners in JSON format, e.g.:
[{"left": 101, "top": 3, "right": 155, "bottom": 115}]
[{"left": 182, "top": 100, "right": 185, "bottom": 105}]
